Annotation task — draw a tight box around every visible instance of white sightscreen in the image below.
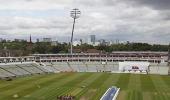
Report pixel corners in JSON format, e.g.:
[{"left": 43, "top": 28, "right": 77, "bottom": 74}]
[{"left": 119, "top": 62, "right": 150, "bottom": 71}]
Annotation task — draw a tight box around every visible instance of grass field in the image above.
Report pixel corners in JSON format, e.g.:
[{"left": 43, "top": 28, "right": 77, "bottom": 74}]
[{"left": 1, "top": 73, "right": 170, "bottom": 100}]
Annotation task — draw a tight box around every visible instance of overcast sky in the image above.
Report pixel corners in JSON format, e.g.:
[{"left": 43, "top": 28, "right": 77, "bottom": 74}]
[{"left": 0, "top": 0, "right": 170, "bottom": 44}]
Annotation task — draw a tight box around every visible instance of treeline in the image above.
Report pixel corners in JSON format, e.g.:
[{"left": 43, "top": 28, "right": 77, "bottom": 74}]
[
  {"left": 0, "top": 41, "right": 169, "bottom": 56},
  {"left": 95, "top": 43, "right": 169, "bottom": 52}
]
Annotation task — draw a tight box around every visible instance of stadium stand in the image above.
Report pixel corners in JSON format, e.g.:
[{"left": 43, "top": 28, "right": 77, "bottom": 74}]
[
  {"left": 42, "top": 62, "right": 60, "bottom": 72},
  {"left": 85, "top": 62, "right": 98, "bottom": 72},
  {"left": 39, "top": 61, "right": 120, "bottom": 73},
  {"left": 0, "top": 68, "right": 15, "bottom": 78},
  {"left": 1, "top": 51, "right": 169, "bottom": 76},
  {"left": 68, "top": 62, "right": 80, "bottom": 72},
  {"left": 0, "top": 62, "right": 50, "bottom": 79},
  {"left": 51, "top": 62, "right": 72, "bottom": 72},
  {"left": 17, "top": 64, "right": 43, "bottom": 74},
  {"left": 0, "top": 65, "right": 28, "bottom": 76},
  {"left": 31, "top": 63, "right": 49, "bottom": 73},
  {"left": 37, "top": 63, "right": 55, "bottom": 73}
]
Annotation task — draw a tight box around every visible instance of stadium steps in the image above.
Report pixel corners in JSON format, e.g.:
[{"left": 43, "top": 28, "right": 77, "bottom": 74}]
[
  {"left": 68, "top": 62, "right": 80, "bottom": 72},
  {"left": 96, "top": 64, "right": 105, "bottom": 72},
  {"left": 27, "top": 64, "right": 45, "bottom": 73},
  {"left": 42, "top": 62, "right": 59, "bottom": 72},
  {"left": 78, "top": 65, "right": 88, "bottom": 72},
  {"left": 0, "top": 67, "right": 16, "bottom": 77},
  {"left": 51, "top": 62, "right": 73, "bottom": 72},
  {"left": 16, "top": 64, "right": 43, "bottom": 74},
  {"left": 27, "top": 65, "right": 44, "bottom": 74},
  {"left": 51, "top": 66, "right": 60, "bottom": 72},
  {"left": 4, "top": 66, "right": 25, "bottom": 76},
  {"left": 67, "top": 62, "right": 74, "bottom": 71},
  {"left": 39, "top": 62, "right": 56, "bottom": 72},
  {"left": 31, "top": 63, "right": 47, "bottom": 73},
  {"left": 51, "top": 63, "right": 61, "bottom": 71},
  {"left": 15, "top": 65, "right": 32, "bottom": 75},
  {"left": 47, "top": 63, "right": 60, "bottom": 72},
  {"left": 0, "top": 68, "right": 15, "bottom": 78},
  {"left": 13, "top": 65, "right": 31, "bottom": 75},
  {"left": 83, "top": 62, "right": 89, "bottom": 71}
]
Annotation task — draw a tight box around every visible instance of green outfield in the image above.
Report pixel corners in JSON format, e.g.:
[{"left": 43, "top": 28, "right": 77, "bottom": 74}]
[{"left": 0, "top": 73, "right": 170, "bottom": 100}]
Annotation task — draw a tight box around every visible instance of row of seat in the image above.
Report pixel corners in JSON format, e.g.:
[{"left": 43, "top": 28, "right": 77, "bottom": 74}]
[
  {"left": 43, "top": 62, "right": 119, "bottom": 72},
  {"left": 0, "top": 62, "right": 50, "bottom": 79},
  {"left": 0, "top": 62, "right": 119, "bottom": 79}
]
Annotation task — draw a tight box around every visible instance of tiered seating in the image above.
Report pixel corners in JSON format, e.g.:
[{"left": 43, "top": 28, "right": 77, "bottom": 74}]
[
  {"left": 76, "top": 62, "right": 88, "bottom": 72},
  {"left": 0, "top": 62, "right": 52, "bottom": 79},
  {"left": 0, "top": 65, "right": 27, "bottom": 76},
  {"left": 31, "top": 63, "right": 49, "bottom": 73},
  {"left": 17, "top": 64, "right": 44, "bottom": 74},
  {"left": 52, "top": 62, "right": 72, "bottom": 72},
  {"left": 43, "top": 62, "right": 59, "bottom": 72},
  {"left": 38, "top": 63, "right": 55, "bottom": 72},
  {"left": 107, "top": 62, "right": 119, "bottom": 71},
  {"left": 96, "top": 64, "right": 105, "bottom": 72},
  {"left": 85, "top": 62, "right": 97, "bottom": 72},
  {"left": 68, "top": 62, "right": 80, "bottom": 72},
  {"left": 41, "top": 61, "right": 119, "bottom": 72},
  {"left": 0, "top": 68, "right": 15, "bottom": 78},
  {"left": 103, "top": 66, "right": 109, "bottom": 72}
]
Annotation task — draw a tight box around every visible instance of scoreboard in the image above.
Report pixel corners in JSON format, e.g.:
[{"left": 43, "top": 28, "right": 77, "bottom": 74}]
[{"left": 119, "top": 62, "right": 150, "bottom": 72}]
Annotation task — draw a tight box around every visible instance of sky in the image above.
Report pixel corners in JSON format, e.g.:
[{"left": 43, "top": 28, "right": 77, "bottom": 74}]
[{"left": 0, "top": 0, "right": 170, "bottom": 44}]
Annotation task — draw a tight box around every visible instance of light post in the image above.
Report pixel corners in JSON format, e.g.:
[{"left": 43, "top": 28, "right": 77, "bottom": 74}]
[
  {"left": 70, "top": 8, "right": 81, "bottom": 55},
  {"left": 168, "top": 43, "right": 170, "bottom": 74}
]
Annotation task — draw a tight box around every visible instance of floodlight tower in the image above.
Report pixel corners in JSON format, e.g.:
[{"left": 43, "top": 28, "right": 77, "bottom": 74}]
[
  {"left": 70, "top": 8, "right": 81, "bottom": 55},
  {"left": 168, "top": 43, "right": 170, "bottom": 74},
  {"left": 168, "top": 43, "right": 170, "bottom": 66}
]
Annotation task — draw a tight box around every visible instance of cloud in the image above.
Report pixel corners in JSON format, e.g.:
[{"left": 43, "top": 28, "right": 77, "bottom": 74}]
[
  {"left": 76, "top": 0, "right": 170, "bottom": 10},
  {"left": 0, "top": 0, "right": 169, "bottom": 44},
  {"left": 0, "top": 0, "right": 72, "bottom": 10},
  {"left": 121, "top": 0, "right": 170, "bottom": 10}
]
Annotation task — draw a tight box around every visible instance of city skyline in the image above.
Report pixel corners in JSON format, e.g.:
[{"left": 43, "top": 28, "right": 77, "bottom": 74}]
[{"left": 0, "top": 0, "right": 170, "bottom": 44}]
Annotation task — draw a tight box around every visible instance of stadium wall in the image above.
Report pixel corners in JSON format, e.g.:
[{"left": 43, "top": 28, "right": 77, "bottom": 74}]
[
  {"left": 149, "top": 62, "right": 169, "bottom": 75},
  {"left": 118, "top": 62, "right": 149, "bottom": 73},
  {"left": 41, "top": 61, "right": 169, "bottom": 75}
]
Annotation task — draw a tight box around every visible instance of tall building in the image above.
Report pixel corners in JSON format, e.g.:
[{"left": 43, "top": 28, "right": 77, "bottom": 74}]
[
  {"left": 116, "top": 39, "right": 119, "bottom": 44},
  {"left": 43, "top": 38, "right": 52, "bottom": 42},
  {"left": 90, "top": 35, "right": 96, "bottom": 43},
  {"left": 36, "top": 38, "right": 39, "bottom": 43},
  {"left": 168, "top": 43, "right": 170, "bottom": 66},
  {"left": 0, "top": 38, "right": 3, "bottom": 42},
  {"left": 88, "top": 35, "right": 96, "bottom": 45},
  {"left": 14, "top": 39, "right": 26, "bottom": 42},
  {"left": 29, "top": 34, "right": 32, "bottom": 43},
  {"left": 27, "top": 34, "right": 33, "bottom": 54}
]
